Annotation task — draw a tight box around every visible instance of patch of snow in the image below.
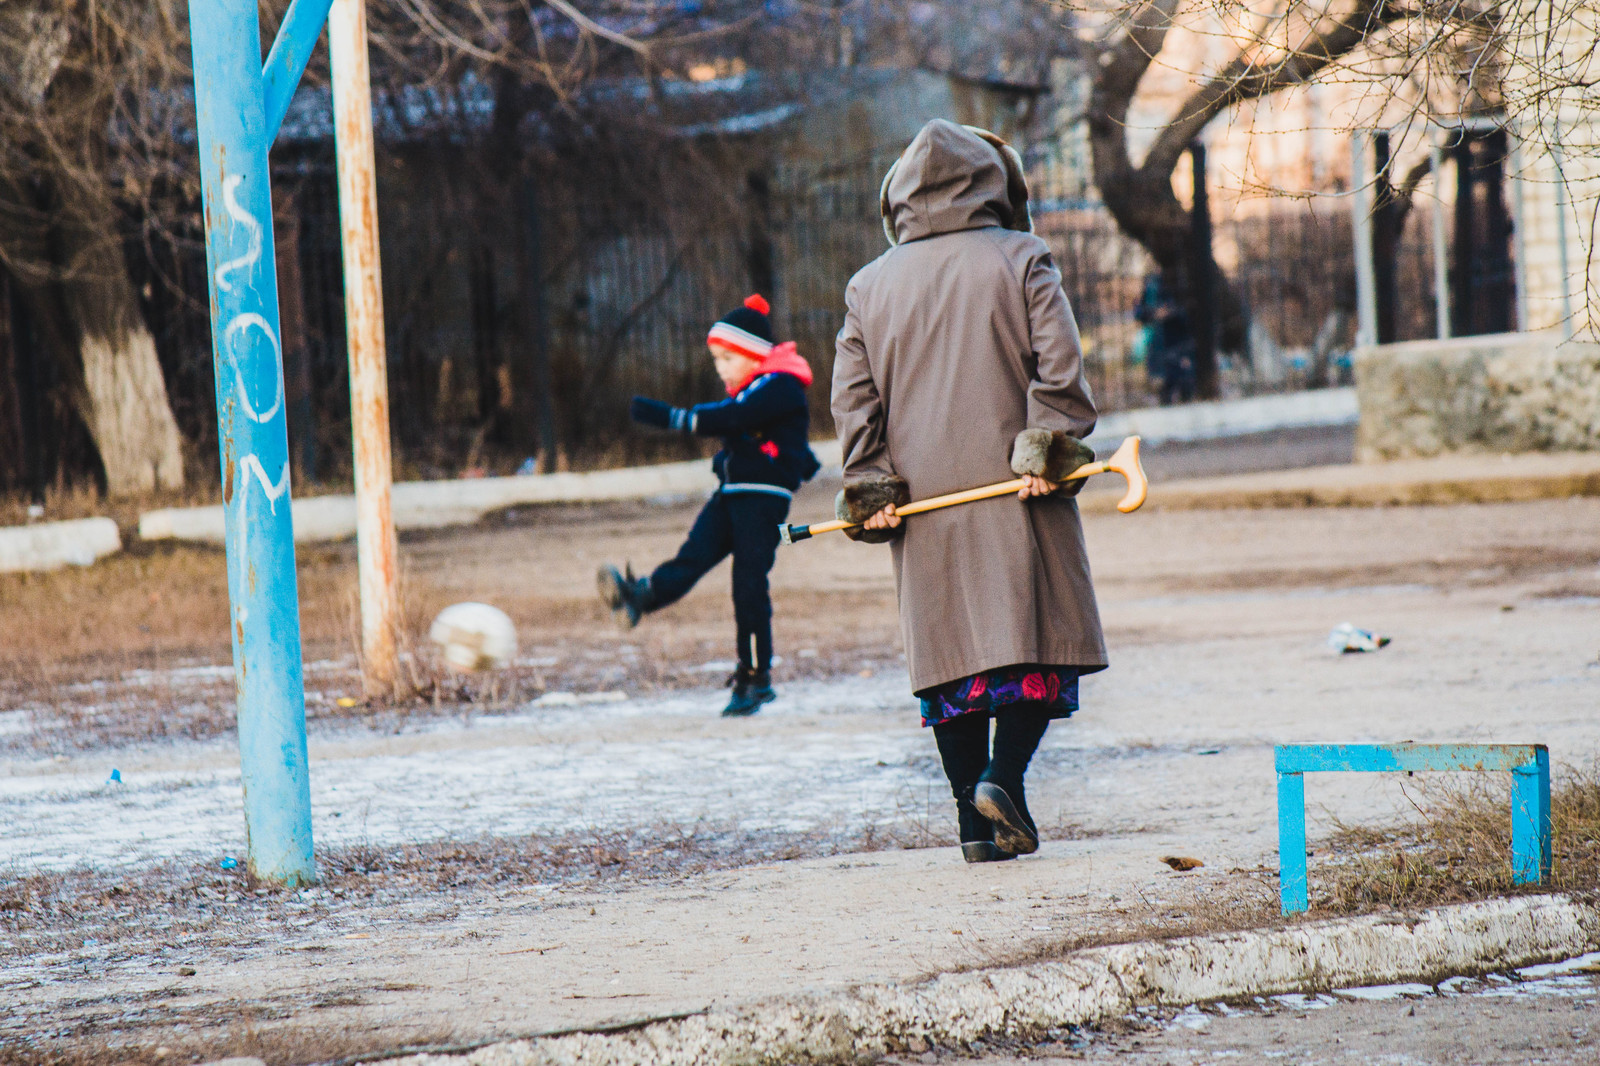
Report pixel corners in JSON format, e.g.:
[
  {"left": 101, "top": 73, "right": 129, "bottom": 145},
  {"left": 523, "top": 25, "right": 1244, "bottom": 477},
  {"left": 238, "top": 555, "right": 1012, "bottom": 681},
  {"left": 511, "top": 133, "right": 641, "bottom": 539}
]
[
  {"left": 1332, "top": 982, "right": 1434, "bottom": 1001},
  {"left": 1514, "top": 951, "right": 1600, "bottom": 979},
  {"left": 528, "top": 690, "right": 627, "bottom": 708},
  {"left": 1271, "top": 993, "right": 1335, "bottom": 1010},
  {"left": 0, "top": 675, "right": 928, "bottom": 872}
]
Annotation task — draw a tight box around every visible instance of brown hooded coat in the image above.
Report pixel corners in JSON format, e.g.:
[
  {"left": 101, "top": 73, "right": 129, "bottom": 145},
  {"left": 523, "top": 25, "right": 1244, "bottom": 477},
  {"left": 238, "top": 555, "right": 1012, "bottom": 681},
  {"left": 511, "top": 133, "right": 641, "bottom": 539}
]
[{"left": 832, "top": 120, "right": 1107, "bottom": 694}]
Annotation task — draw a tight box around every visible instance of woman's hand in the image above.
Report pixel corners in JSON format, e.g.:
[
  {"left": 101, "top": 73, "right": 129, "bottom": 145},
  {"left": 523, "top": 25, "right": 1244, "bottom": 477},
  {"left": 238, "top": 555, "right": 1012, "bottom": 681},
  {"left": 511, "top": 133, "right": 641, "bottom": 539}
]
[
  {"left": 863, "top": 503, "right": 902, "bottom": 531},
  {"left": 1017, "top": 474, "right": 1060, "bottom": 499}
]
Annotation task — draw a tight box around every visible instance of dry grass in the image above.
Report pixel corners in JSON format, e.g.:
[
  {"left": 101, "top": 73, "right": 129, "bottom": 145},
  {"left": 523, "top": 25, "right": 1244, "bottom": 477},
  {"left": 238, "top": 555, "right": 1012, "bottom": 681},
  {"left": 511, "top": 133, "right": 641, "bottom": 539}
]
[
  {"left": 0, "top": 500, "right": 905, "bottom": 754},
  {"left": 1315, "top": 760, "right": 1600, "bottom": 912}
]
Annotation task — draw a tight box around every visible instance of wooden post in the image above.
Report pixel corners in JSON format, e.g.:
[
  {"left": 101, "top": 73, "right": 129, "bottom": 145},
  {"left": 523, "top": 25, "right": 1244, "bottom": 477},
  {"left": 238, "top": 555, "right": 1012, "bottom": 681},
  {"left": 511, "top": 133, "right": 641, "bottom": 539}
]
[
  {"left": 1430, "top": 142, "right": 1450, "bottom": 340},
  {"left": 519, "top": 176, "right": 559, "bottom": 472},
  {"left": 329, "top": 0, "right": 401, "bottom": 696},
  {"left": 6, "top": 276, "right": 47, "bottom": 511},
  {"left": 1351, "top": 131, "right": 1378, "bottom": 348}
]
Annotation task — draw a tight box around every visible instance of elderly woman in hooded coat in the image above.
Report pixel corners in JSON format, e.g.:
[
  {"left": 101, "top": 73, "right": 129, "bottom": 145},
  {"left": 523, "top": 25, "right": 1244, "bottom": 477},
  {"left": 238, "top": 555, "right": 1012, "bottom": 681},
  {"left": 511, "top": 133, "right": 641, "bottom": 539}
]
[{"left": 832, "top": 119, "right": 1107, "bottom": 863}]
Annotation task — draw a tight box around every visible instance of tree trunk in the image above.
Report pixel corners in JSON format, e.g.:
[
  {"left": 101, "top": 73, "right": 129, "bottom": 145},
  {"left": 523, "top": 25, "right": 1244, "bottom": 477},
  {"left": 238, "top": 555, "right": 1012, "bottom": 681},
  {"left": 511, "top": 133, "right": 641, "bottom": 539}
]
[
  {"left": 1086, "top": 130, "right": 1250, "bottom": 369},
  {"left": 75, "top": 320, "right": 186, "bottom": 496},
  {"left": 6, "top": 206, "right": 187, "bottom": 497},
  {"left": 0, "top": 8, "right": 186, "bottom": 497},
  {"left": 57, "top": 217, "right": 184, "bottom": 496},
  {"left": 1085, "top": 17, "right": 1249, "bottom": 399}
]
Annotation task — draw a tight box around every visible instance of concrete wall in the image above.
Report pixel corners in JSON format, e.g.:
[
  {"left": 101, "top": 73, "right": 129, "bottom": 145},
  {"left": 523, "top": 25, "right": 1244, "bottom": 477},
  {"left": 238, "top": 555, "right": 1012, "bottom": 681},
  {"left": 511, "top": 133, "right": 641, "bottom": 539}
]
[{"left": 1355, "top": 330, "right": 1600, "bottom": 460}]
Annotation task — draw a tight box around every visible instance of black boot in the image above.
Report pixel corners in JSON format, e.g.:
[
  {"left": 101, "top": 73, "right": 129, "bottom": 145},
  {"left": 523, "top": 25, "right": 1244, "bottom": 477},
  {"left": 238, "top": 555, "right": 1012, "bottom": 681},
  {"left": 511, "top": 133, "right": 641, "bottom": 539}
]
[
  {"left": 596, "top": 564, "right": 651, "bottom": 628},
  {"left": 957, "top": 786, "right": 1015, "bottom": 864},
  {"left": 934, "top": 714, "right": 1013, "bottom": 863},
  {"left": 722, "top": 666, "right": 775, "bottom": 717},
  {"left": 974, "top": 706, "right": 1050, "bottom": 856}
]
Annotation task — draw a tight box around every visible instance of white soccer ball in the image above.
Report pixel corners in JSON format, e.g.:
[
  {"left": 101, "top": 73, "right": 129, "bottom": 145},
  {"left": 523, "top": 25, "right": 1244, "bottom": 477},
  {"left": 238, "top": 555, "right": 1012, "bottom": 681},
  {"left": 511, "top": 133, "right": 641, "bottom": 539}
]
[{"left": 429, "top": 602, "right": 517, "bottom": 673}]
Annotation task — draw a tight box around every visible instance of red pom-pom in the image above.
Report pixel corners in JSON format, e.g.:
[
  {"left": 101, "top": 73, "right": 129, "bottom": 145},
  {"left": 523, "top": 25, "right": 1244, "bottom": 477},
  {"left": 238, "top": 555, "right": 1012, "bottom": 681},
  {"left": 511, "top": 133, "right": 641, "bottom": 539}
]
[{"left": 744, "top": 293, "right": 770, "bottom": 315}]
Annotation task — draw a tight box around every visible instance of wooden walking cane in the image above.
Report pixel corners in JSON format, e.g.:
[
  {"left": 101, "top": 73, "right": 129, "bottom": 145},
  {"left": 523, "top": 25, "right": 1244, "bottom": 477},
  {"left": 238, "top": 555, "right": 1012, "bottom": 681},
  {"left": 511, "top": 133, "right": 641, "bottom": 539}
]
[{"left": 780, "top": 436, "right": 1148, "bottom": 546}]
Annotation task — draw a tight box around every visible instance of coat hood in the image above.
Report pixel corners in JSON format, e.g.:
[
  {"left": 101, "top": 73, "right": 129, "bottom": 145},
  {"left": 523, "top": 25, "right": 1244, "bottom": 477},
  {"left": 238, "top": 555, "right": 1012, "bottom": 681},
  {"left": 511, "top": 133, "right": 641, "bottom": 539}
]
[{"left": 879, "top": 120, "right": 1032, "bottom": 246}]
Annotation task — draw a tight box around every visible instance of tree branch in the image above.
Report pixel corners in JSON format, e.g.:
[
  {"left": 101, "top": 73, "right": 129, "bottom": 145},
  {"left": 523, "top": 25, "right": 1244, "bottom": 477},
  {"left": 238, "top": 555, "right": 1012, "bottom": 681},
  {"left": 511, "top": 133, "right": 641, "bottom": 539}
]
[
  {"left": 1389, "top": 153, "right": 1433, "bottom": 229},
  {"left": 1089, "top": 0, "right": 1184, "bottom": 132},
  {"left": 1142, "top": 0, "right": 1410, "bottom": 179}
]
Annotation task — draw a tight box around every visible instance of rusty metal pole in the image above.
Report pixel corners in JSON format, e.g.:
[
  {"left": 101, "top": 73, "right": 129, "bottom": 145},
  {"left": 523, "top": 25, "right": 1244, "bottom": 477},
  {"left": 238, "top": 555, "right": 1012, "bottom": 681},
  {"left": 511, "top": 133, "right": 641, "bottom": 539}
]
[{"left": 328, "top": 0, "right": 401, "bottom": 696}]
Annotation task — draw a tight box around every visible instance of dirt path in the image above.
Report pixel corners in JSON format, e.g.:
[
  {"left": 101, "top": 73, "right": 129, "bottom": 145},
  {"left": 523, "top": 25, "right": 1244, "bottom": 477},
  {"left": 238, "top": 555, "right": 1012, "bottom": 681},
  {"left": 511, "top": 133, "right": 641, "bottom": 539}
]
[
  {"left": 8, "top": 423, "right": 1600, "bottom": 1062},
  {"left": 6, "top": 485, "right": 1600, "bottom": 1063}
]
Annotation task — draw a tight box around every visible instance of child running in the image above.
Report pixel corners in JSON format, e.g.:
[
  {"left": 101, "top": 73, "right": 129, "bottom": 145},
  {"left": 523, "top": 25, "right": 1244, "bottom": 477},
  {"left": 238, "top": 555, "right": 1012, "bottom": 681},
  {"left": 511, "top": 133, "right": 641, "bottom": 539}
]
[
  {"left": 832, "top": 120, "right": 1106, "bottom": 862},
  {"left": 598, "top": 295, "right": 820, "bottom": 717}
]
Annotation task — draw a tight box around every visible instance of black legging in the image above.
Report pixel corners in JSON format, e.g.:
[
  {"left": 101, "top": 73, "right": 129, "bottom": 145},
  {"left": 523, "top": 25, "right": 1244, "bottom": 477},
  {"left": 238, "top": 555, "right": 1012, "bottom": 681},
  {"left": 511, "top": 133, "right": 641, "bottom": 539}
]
[{"left": 932, "top": 704, "right": 1051, "bottom": 841}]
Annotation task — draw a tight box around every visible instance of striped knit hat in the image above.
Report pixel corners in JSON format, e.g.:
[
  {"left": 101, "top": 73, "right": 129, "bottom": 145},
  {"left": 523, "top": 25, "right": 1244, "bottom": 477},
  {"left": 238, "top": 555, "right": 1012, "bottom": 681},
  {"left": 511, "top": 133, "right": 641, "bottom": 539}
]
[{"left": 707, "top": 294, "right": 774, "bottom": 360}]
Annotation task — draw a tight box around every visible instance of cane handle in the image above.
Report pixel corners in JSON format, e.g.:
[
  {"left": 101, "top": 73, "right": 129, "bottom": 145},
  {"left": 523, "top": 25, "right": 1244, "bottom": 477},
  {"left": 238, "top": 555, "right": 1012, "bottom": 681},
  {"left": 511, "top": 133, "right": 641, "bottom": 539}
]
[{"left": 778, "top": 436, "right": 1146, "bottom": 544}]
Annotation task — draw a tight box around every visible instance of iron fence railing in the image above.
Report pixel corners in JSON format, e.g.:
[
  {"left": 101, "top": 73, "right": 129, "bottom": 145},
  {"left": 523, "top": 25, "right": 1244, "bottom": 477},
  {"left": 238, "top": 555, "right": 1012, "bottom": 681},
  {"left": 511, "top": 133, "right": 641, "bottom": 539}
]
[{"left": 5, "top": 148, "right": 1459, "bottom": 495}]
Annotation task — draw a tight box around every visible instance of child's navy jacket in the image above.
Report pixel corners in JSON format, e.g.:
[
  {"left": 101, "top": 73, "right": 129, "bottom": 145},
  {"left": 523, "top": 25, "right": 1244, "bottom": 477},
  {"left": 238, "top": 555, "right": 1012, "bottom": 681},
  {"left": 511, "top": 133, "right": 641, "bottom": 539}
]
[{"left": 678, "top": 366, "right": 820, "bottom": 498}]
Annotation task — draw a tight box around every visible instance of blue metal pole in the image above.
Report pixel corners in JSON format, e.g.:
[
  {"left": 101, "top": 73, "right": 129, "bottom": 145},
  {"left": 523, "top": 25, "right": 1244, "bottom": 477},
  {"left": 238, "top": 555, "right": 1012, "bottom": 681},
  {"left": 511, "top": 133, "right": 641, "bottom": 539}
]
[
  {"left": 1510, "top": 751, "right": 1552, "bottom": 885},
  {"left": 262, "top": 0, "right": 339, "bottom": 140},
  {"left": 189, "top": 0, "right": 316, "bottom": 886},
  {"left": 1277, "top": 770, "right": 1308, "bottom": 915}
]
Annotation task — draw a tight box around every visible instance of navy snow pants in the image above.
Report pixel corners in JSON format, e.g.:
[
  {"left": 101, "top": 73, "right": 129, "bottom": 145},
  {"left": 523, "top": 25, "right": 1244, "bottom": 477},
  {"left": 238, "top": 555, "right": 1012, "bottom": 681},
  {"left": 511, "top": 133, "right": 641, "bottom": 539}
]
[{"left": 648, "top": 490, "right": 789, "bottom": 671}]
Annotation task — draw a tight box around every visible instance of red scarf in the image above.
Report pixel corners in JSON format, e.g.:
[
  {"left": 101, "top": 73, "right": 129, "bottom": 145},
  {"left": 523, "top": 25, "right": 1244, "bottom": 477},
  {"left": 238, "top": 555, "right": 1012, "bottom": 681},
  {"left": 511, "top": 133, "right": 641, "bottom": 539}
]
[{"left": 727, "top": 341, "right": 813, "bottom": 396}]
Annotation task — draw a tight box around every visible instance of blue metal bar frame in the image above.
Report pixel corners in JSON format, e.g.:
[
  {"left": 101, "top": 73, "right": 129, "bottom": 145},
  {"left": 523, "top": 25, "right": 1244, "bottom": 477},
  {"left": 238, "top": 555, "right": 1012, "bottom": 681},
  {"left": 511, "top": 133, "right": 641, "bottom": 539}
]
[
  {"left": 262, "top": 0, "right": 338, "bottom": 140},
  {"left": 188, "top": 0, "right": 336, "bottom": 886},
  {"left": 1275, "top": 743, "right": 1551, "bottom": 915}
]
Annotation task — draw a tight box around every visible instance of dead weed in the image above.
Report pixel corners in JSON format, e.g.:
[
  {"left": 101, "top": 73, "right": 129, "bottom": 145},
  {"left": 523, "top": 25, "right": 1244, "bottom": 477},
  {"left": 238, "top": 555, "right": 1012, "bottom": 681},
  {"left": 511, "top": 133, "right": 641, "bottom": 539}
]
[{"left": 1315, "top": 760, "right": 1600, "bottom": 912}]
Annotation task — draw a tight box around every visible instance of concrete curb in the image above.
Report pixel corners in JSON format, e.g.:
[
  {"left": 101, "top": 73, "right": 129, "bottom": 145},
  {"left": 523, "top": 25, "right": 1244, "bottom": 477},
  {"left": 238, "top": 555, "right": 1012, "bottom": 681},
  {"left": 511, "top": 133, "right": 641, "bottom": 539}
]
[
  {"left": 135, "top": 391, "right": 1359, "bottom": 545},
  {"left": 1084, "top": 387, "right": 1357, "bottom": 449},
  {"left": 1077, "top": 448, "right": 1600, "bottom": 513},
  {"left": 388, "top": 895, "right": 1597, "bottom": 1066},
  {"left": 0, "top": 517, "right": 122, "bottom": 574},
  {"left": 139, "top": 460, "right": 722, "bottom": 544}
]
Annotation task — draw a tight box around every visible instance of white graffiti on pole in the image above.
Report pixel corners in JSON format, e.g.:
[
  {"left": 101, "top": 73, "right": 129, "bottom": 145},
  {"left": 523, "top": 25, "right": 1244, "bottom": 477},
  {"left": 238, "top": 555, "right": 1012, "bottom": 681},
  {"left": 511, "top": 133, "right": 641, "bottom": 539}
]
[
  {"left": 223, "top": 312, "right": 284, "bottom": 424},
  {"left": 214, "top": 175, "right": 263, "bottom": 295},
  {"left": 216, "top": 170, "right": 293, "bottom": 634}
]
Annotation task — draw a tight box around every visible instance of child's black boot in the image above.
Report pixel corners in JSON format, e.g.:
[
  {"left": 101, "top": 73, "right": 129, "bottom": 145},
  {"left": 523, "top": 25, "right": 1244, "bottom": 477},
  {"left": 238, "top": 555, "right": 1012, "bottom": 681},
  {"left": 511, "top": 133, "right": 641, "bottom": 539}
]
[
  {"left": 722, "top": 666, "right": 775, "bottom": 717},
  {"left": 596, "top": 564, "right": 651, "bottom": 628}
]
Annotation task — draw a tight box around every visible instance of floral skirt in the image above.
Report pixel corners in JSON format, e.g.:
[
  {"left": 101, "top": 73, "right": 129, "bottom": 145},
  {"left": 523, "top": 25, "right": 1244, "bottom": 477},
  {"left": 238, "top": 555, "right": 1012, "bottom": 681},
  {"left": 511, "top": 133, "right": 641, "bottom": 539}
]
[{"left": 917, "top": 664, "right": 1080, "bottom": 728}]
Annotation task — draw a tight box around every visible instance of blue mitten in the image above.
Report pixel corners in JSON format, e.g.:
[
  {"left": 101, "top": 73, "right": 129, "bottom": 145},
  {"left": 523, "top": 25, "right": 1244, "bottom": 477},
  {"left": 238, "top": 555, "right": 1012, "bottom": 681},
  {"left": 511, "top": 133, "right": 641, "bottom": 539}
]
[{"left": 630, "top": 396, "right": 687, "bottom": 431}]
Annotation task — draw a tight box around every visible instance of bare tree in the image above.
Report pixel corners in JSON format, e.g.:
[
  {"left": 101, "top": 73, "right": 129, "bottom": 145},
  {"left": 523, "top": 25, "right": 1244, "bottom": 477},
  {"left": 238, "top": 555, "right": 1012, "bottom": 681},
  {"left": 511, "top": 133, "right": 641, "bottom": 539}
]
[
  {"left": 0, "top": 0, "right": 190, "bottom": 496},
  {"left": 0, "top": 0, "right": 805, "bottom": 495},
  {"left": 1076, "top": 0, "right": 1504, "bottom": 395}
]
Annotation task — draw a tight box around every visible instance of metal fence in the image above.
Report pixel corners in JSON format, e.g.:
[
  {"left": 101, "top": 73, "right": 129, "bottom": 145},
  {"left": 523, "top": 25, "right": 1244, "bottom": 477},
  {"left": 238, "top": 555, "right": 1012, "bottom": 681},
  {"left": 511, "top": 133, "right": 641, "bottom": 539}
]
[{"left": 7, "top": 143, "right": 1460, "bottom": 497}]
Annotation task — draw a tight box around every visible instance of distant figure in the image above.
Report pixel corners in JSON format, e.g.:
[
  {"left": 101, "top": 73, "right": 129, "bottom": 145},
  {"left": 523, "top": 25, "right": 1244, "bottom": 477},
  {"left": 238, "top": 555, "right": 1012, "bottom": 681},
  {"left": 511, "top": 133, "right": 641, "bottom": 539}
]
[
  {"left": 1134, "top": 274, "right": 1196, "bottom": 405},
  {"left": 597, "top": 294, "right": 820, "bottom": 717}
]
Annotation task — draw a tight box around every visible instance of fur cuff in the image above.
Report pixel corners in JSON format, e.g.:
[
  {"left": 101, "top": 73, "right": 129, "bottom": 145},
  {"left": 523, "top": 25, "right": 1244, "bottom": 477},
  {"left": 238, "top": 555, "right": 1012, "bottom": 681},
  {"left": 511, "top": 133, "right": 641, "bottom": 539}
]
[
  {"left": 1010, "top": 428, "right": 1095, "bottom": 482},
  {"left": 836, "top": 474, "right": 911, "bottom": 543}
]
